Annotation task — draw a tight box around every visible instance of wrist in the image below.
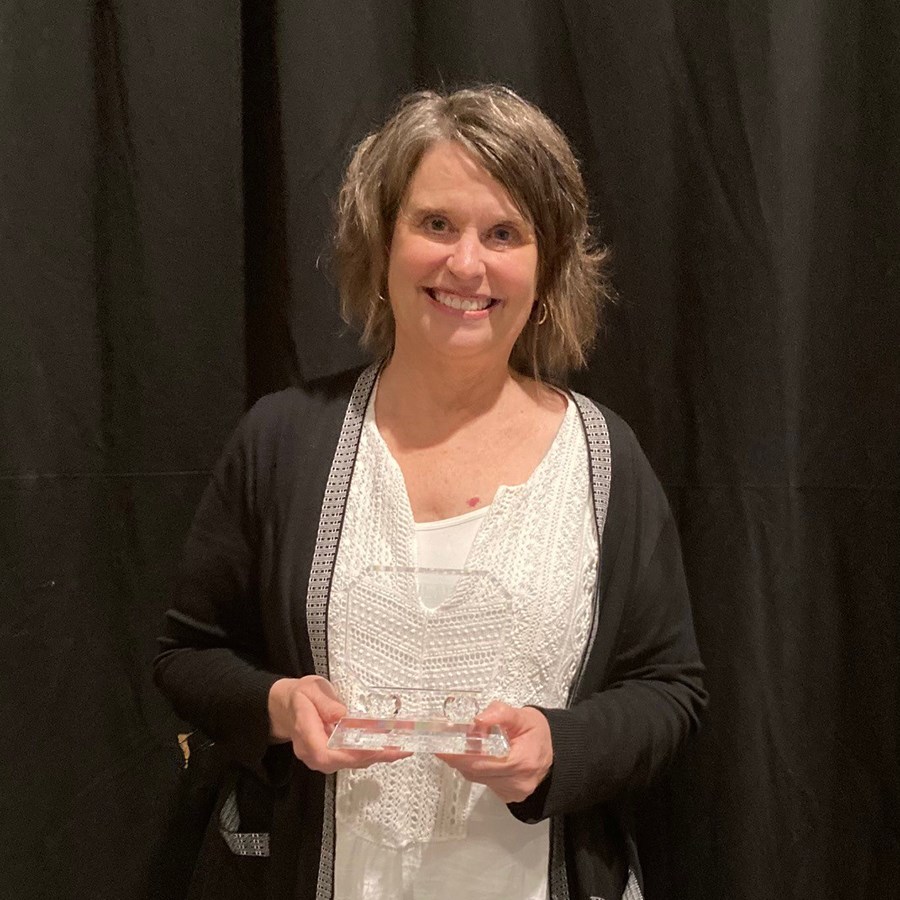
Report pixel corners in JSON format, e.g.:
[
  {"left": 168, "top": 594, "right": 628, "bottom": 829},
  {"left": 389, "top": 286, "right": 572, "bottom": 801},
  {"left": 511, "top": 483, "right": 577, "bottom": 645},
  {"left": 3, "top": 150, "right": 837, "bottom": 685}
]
[{"left": 267, "top": 677, "right": 298, "bottom": 743}]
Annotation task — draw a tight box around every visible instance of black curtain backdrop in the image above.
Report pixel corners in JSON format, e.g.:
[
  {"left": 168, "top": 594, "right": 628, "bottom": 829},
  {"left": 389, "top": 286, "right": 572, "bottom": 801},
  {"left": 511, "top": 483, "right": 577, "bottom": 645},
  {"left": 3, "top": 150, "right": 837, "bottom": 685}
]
[{"left": 2, "top": 3, "right": 897, "bottom": 898}]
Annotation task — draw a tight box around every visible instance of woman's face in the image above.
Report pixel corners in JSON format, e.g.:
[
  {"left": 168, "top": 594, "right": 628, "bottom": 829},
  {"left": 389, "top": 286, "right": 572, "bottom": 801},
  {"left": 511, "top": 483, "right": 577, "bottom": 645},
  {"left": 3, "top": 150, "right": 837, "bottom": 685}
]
[{"left": 386, "top": 141, "right": 538, "bottom": 370}]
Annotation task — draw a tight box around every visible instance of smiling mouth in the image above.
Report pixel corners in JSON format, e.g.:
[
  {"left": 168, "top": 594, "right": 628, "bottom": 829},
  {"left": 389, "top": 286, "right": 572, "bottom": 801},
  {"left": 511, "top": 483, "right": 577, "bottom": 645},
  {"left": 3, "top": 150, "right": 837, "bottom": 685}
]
[{"left": 426, "top": 288, "right": 499, "bottom": 312}]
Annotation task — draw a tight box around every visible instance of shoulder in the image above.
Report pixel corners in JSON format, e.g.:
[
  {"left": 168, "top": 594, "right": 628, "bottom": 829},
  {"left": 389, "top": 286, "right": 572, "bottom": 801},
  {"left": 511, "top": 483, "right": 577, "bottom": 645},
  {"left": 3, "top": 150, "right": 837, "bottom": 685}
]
[
  {"left": 570, "top": 392, "right": 673, "bottom": 541},
  {"left": 569, "top": 393, "right": 650, "bottom": 485},
  {"left": 211, "top": 367, "right": 369, "bottom": 513},
  {"left": 247, "top": 367, "right": 363, "bottom": 423},
  {"left": 214, "top": 367, "right": 368, "bottom": 490},
  {"left": 238, "top": 367, "right": 365, "bottom": 444}
]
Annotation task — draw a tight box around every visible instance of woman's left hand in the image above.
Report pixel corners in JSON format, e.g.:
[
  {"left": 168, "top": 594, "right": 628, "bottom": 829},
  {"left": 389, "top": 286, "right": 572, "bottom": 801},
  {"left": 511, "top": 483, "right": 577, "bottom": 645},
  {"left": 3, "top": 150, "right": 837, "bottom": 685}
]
[{"left": 437, "top": 701, "right": 553, "bottom": 803}]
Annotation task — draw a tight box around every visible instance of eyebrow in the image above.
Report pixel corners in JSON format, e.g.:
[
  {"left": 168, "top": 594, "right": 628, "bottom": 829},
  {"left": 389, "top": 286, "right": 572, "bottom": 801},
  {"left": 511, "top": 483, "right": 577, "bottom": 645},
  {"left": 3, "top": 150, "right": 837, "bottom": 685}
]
[
  {"left": 403, "top": 205, "right": 449, "bottom": 219},
  {"left": 404, "top": 204, "right": 531, "bottom": 230}
]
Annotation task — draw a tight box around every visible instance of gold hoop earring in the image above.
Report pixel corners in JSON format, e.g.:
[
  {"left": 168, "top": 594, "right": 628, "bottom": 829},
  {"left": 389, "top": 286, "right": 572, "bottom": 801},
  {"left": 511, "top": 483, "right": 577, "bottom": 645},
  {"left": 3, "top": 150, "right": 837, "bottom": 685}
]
[{"left": 531, "top": 301, "right": 549, "bottom": 326}]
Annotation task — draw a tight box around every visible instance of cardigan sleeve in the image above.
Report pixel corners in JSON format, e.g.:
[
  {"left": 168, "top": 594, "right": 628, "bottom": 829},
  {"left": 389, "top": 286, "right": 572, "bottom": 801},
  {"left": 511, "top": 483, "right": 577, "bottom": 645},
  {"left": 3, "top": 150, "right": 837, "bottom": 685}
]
[
  {"left": 510, "top": 411, "right": 707, "bottom": 820},
  {"left": 153, "top": 395, "right": 286, "bottom": 777}
]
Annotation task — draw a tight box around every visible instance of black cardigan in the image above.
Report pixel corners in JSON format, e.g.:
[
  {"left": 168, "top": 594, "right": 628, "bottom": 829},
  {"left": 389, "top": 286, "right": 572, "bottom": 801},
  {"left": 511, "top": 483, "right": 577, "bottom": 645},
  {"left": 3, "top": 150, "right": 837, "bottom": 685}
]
[{"left": 154, "top": 367, "right": 707, "bottom": 900}]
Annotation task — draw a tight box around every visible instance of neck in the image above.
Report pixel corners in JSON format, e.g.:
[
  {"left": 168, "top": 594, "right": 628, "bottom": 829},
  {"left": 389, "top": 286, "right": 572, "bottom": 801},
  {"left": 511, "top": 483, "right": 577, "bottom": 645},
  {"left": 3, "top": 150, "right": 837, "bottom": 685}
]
[{"left": 376, "top": 344, "right": 522, "bottom": 434}]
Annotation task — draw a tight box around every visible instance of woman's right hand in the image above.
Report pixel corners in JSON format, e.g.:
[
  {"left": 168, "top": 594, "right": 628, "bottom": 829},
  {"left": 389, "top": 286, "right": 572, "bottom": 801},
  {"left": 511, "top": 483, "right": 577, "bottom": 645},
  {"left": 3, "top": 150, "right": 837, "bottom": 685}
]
[{"left": 267, "top": 675, "right": 409, "bottom": 774}]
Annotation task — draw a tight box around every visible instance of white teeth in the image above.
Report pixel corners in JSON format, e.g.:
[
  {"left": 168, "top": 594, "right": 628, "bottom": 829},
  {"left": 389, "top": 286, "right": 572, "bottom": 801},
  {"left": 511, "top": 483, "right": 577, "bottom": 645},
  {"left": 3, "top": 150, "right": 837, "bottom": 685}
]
[{"left": 432, "top": 290, "right": 491, "bottom": 311}]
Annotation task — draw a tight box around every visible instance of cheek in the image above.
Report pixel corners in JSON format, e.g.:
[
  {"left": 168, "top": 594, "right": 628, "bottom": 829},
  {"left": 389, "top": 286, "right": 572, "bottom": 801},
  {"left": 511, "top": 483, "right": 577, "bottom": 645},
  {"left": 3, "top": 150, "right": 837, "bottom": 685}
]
[
  {"left": 389, "top": 235, "right": 445, "bottom": 285},
  {"left": 505, "top": 251, "right": 539, "bottom": 299}
]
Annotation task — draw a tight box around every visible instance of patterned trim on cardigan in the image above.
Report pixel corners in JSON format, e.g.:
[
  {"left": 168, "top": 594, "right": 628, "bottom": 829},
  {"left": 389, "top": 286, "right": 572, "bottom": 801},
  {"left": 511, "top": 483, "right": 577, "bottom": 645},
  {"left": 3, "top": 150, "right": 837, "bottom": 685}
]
[{"left": 308, "top": 364, "right": 379, "bottom": 900}]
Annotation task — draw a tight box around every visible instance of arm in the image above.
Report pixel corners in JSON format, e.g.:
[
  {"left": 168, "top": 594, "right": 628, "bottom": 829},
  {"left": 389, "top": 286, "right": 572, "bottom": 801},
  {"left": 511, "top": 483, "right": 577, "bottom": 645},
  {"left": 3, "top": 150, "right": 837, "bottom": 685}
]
[
  {"left": 154, "top": 388, "right": 409, "bottom": 779},
  {"left": 444, "top": 514, "right": 704, "bottom": 811},
  {"left": 508, "top": 414, "right": 707, "bottom": 820},
  {"left": 153, "top": 398, "right": 284, "bottom": 776}
]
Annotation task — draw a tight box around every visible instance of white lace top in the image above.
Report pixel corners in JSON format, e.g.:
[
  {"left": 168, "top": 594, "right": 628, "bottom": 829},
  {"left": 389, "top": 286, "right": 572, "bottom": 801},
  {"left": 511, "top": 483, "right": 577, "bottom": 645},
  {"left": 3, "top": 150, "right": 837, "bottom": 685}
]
[{"left": 328, "top": 391, "right": 598, "bottom": 899}]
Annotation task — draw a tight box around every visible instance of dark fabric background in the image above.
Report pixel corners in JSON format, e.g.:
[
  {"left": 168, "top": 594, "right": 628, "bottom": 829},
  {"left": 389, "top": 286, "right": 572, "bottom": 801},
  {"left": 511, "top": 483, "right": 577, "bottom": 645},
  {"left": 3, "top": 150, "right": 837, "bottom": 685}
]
[{"left": 2, "top": 2, "right": 897, "bottom": 898}]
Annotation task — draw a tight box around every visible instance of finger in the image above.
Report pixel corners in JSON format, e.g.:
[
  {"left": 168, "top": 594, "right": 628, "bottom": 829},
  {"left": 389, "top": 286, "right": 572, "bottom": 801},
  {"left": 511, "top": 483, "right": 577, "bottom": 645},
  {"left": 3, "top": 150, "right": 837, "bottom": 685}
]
[
  {"left": 436, "top": 728, "right": 527, "bottom": 768},
  {"left": 325, "top": 748, "right": 385, "bottom": 769},
  {"left": 365, "top": 748, "right": 413, "bottom": 765},
  {"left": 298, "top": 742, "right": 379, "bottom": 773},
  {"left": 332, "top": 747, "right": 412, "bottom": 764},
  {"left": 317, "top": 747, "right": 413, "bottom": 773},
  {"left": 436, "top": 763, "right": 520, "bottom": 797},
  {"left": 476, "top": 771, "right": 538, "bottom": 803},
  {"left": 486, "top": 784, "right": 530, "bottom": 803},
  {"left": 435, "top": 752, "right": 510, "bottom": 778}
]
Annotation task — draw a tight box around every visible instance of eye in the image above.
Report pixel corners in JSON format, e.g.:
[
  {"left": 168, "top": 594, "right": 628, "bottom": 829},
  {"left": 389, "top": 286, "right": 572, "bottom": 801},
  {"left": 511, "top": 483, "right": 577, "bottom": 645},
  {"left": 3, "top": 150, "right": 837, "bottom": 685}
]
[
  {"left": 421, "top": 215, "right": 452, "bottom": 235},
  {"left": 488, "top": 224, "right": 521, "bottom": 246}
]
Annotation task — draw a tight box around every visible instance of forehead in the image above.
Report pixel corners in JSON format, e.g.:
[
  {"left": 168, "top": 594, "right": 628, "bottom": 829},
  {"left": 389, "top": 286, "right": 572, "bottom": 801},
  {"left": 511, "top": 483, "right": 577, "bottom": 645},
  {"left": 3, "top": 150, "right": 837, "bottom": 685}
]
[{"left": 401, "top": 141, "right": 529, "bottom": 223}]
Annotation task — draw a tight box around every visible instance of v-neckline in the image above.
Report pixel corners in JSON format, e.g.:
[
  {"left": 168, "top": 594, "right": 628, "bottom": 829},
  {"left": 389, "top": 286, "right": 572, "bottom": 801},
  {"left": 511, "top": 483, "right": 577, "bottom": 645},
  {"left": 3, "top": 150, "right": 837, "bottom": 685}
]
[{"left": 363, "top": 380, "right": 574, "bottom": 576}]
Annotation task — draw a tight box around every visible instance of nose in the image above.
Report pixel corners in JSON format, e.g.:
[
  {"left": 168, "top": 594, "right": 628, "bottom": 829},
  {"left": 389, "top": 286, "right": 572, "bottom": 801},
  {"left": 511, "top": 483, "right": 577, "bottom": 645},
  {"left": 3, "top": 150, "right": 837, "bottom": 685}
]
[{"left": 446, "top": 230, "right": 486, "bottom": 280}]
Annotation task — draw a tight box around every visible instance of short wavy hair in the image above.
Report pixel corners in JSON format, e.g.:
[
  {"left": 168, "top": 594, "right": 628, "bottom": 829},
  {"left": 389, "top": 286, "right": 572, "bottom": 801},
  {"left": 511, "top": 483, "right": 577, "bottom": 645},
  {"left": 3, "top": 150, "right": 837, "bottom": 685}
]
[{"left": 334, "top": 85, "right": 609, "bottom": 381}]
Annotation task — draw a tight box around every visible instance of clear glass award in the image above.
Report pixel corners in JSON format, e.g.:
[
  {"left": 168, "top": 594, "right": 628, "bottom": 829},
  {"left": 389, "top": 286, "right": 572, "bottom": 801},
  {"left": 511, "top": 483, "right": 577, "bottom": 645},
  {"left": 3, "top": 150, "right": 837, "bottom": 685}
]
[{"left": 327, "top": 566, "right": 511, "bottom": 757}]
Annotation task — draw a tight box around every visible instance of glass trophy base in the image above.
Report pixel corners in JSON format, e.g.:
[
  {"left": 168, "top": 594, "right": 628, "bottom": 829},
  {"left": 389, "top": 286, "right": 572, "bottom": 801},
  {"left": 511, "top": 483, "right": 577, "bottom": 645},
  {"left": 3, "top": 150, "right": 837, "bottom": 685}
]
[{"left": 328, "top": 716, "right": 510, "bottom": 757}]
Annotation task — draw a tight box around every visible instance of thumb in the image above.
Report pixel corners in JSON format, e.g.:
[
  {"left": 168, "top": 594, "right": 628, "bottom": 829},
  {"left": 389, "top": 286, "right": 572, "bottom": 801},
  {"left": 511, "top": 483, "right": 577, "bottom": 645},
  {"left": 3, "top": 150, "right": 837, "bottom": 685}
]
[
  {"left": 305, "top": 679, "right": 348, "bottom": 723},
  {"left": 474, "top": 700, "right": 516, "bottom": 728},
  {"left": 316, "top": 696, "right": 348, "bottom": 724}
]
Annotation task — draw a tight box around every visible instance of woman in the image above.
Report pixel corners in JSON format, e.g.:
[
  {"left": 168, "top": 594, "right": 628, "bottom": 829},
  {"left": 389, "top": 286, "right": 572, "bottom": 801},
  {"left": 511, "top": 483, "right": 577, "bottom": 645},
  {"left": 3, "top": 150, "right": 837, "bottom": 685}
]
[{"left": 155, "top": 86, "right": 706, "bottom": 900}]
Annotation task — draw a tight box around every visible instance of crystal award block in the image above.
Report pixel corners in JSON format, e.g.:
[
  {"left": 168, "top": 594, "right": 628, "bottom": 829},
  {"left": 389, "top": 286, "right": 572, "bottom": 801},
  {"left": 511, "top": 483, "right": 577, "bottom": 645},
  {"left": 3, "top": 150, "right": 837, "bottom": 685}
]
[{"left": 327, "top": 566, "right": 511, "bottom": 757}]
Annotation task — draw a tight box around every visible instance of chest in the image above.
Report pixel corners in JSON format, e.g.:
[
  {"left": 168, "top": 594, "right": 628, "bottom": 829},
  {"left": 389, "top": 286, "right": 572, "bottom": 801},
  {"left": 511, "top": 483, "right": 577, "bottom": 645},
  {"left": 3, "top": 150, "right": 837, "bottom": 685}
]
[
  {"left": 392, "top": 448, "right": 515, "bottom": 520},
  {"left": 386, "top": 415, "right": 565, "bottom": 522},
  {"left": 329, "top": 410, "right": 600, "bottom": 711}
]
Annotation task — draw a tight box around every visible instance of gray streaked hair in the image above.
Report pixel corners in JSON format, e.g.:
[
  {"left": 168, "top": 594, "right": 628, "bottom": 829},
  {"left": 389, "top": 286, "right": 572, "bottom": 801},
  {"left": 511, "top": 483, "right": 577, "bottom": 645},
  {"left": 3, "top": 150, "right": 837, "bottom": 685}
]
[{"left": 334, "top": 85, "right": 610, "bottom": 381}]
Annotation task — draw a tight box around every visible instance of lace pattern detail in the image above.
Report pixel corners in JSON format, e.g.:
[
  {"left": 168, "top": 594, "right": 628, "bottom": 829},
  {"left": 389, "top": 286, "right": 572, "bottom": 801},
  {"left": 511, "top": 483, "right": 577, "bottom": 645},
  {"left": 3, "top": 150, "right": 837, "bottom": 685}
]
[
  {"left": 340, "top": 566, "right": 513, "bottom": 713},
  {"left": 329, "top": 397, "right": 598, "bottom": 849}
]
